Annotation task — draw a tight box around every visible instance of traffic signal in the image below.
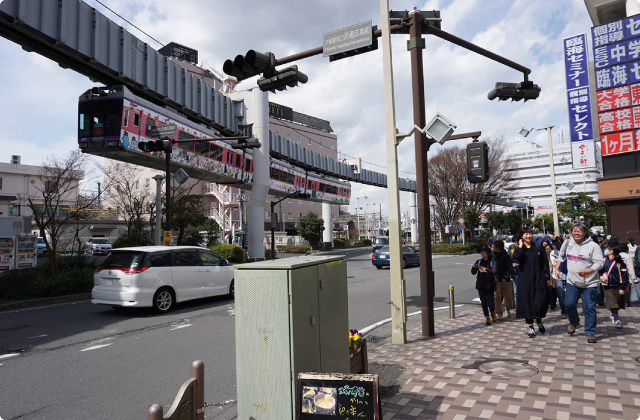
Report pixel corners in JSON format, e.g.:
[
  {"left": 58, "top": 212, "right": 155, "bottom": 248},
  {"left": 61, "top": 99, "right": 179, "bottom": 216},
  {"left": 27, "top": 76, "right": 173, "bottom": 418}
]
[
  {"left": 138, "top": 139, "right": 174, "bottom": 153},
  {"left": 487, "top": 80, "right": 541, "bottom": 102},
  {"left": 467, "top": 141, "right": 489, "bottom": 183},
  {"left": 528, "top": 206, "right": 534, "bottom": 218},
  {"left": 223, "top": 50, "right": 277, "bottom": 81},
  {"left": 571, "top": 198, "right": 580, "bottom": 211},
  {"left": 296, "top": 192, "right": 311, "bottom": 199},
  {"left": 257, "top": 65, "right": 308, "bottom": 93}
]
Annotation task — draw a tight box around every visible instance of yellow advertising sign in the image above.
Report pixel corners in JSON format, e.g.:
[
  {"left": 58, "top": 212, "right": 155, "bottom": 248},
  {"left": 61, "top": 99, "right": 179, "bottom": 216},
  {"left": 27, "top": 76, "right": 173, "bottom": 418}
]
[{"left": 163, "top": 231, "right": 172, "bottom": 246}]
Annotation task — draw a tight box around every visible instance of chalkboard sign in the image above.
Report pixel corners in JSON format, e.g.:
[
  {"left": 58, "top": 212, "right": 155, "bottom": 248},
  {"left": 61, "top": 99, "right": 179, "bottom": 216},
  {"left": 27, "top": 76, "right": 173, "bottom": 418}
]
[{"left": 295, "top": 373, "right": 382, "bottom": 420}]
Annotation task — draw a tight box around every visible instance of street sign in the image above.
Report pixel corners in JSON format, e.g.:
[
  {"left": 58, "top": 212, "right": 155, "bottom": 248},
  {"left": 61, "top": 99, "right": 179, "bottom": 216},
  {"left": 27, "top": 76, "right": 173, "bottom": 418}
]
[
  {"left": 459, "top": 224, "right": 465, "bottom": 231},
  {"left": 163, "top": 231, "right": 172, "bottom": 246},
  {"left": 235, "top": 232, "right": 242, "bottom": 237},
  {"left": 458, "top": 218, "right": 464, "bottom": 223},
  {"left": 148, "top": 123, "right": 176, "bottom": 138},
  {"left": 321, "top": 226, "right": 326, "bottom": 231},
  {"left": 323, "top": 21, "right": 373, "bottom": 58}
]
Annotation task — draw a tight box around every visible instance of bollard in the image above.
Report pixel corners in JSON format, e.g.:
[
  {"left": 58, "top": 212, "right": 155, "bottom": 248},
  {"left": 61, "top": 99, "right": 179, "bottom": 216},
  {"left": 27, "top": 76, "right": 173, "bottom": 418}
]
[
  {"left": 148, "top": 404, "right": 163, "bottom": 420},
  {"left": 448, "top": 285, "right": 455, "bottom": 318}
]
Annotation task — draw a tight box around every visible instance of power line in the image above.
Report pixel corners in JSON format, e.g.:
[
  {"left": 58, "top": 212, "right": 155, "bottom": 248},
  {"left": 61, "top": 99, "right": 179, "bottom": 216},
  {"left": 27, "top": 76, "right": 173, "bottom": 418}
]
[
  {"left": 93, "top": 0, "right": 165, "bottom": 48},
  {"left": 274, "top": 119, "right": 416, "bottom": 176}
]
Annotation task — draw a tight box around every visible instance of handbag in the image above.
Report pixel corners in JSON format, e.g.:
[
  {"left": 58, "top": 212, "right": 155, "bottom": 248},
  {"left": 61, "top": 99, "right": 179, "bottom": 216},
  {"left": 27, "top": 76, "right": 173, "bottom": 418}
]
[{"left": 600, "top": 260, "right": 616, "bottom": 285}]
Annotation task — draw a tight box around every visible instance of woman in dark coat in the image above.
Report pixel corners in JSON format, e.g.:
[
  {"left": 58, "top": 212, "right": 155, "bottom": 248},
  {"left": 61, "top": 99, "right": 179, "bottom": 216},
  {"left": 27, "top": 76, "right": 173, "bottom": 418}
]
[{"left": 513, "top": 227, "right": 550, "bottom": 338}]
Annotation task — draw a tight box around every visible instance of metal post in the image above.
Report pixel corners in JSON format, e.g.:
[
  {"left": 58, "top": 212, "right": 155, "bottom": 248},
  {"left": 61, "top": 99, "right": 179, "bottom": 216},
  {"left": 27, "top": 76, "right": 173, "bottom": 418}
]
[
  {"left": 153, "top": 175, "right": 164, "bottom": 246},
  {"left": 192, "top": 360, "right": 204, "bottom": 420},
  {"left": 448, "top": 286, "right": 455, "bottom": 318},
  {"left": 356, "top": 198, "right": 360, "bottom": 240},
  {"left": 271, "top": 202, "right": 276, "bottom": 260},
  {"left": 380, "top": 0, "right": 407, "bottom": 344},
  {"left": 409, "top": 9, "right": 435, "bottom": 337},
  {"left": 582, "top": 170, "right": 587, "bottom": 192},
  {"left": 165, "top": 151, "right": 171, "bottom": 233},
  {"left": 461, "top": 192, "right": 466, "bottom": 245},
  {"left": 545, "top": 126, "right": 560, "bottom": 236},
  {"left": 147, "top": 404, "right": 163, "bottom": 420}
]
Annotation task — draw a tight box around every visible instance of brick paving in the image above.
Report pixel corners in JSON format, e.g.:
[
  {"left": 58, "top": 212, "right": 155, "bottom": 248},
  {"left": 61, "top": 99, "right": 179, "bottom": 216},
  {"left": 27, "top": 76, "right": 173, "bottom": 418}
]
[{"left": 370, "top": 306, "right": 640, "bottom": 419}]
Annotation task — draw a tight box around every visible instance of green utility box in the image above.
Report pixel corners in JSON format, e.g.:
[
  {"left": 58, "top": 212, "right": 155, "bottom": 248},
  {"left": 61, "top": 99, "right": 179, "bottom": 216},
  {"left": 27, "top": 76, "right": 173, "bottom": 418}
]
[{"left": 235, "top": 255, "right": 349, "bottom": 420}]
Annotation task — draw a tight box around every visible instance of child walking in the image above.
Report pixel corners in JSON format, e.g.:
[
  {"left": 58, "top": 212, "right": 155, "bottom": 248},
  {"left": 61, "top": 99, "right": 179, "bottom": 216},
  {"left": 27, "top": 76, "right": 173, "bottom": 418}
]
[
  {"left": 472, "top": 246, "right": 497, "bottom": 325},
  {"left": 600, "top": 245, "right": 629, "bottom": 329}
]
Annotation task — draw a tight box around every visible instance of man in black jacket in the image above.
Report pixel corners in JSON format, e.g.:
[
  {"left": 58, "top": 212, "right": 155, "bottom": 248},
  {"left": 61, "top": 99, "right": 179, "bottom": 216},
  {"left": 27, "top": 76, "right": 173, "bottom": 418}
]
[{"left": 492, "top": 240, "right": 514, "bottom": 320}]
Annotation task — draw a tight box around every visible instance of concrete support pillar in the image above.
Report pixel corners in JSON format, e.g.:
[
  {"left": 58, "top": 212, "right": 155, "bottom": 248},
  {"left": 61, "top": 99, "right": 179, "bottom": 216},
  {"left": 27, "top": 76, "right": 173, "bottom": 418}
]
[
  {"left": 322, "top": 203, "right": 333, "bottom": 243},
  {"left": 229, "top": 87, "right": 269, "bottom": 260},
  {"left": 410, "top": 193, "right": 418, "bottom": 244},
  {"left": 628, "top": 0, "right": 640, "bottom": 16}
]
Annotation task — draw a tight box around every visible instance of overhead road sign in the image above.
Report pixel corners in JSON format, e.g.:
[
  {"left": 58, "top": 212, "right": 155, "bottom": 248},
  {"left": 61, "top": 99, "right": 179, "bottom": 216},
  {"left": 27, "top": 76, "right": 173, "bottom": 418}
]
[
  {"left": 323, "top": 21, "right": 377, "bottom": 61},
  {"left": 148, "top": 124, "right": 176, "bottom": 138}
]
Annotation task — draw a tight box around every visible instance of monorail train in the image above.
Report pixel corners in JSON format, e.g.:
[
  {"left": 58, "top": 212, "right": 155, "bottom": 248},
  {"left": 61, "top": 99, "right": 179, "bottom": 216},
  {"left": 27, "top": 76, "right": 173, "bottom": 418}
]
[{"left": 77, "top": 86, "right": 351, "bottom": 204}]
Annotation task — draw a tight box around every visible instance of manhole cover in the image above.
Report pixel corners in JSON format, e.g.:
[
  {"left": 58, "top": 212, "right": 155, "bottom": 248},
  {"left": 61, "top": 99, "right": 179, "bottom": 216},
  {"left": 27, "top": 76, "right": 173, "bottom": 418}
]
[
  {"left": 478, "top": 360, "right": 539, "bottom": 378},
  {"left": 366, "top": 335, "right": 386, "bottom": 344}
]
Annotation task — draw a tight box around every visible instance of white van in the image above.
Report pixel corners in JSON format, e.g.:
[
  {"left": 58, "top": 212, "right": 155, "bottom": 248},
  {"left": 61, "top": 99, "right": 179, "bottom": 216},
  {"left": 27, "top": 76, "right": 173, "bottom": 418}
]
[{"left": 91, "top": 246, "right": 234, "bottom": 313}]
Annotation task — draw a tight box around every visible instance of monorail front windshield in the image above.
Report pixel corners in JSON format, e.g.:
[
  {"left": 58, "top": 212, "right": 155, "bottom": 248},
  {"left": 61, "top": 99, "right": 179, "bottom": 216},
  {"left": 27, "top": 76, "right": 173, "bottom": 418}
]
[{"left": 78, "top": 99, "right": 123, "bottom": 138}]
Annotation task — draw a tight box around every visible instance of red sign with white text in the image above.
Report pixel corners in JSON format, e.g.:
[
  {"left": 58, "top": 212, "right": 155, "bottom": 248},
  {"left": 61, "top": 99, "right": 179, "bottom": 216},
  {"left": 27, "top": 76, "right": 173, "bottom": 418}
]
[
  {"left": 597, "top": 86, "right": 632, "bottom": 112},
  {"left": 601, "top": 130, "right": 638, "bottom": 156}
]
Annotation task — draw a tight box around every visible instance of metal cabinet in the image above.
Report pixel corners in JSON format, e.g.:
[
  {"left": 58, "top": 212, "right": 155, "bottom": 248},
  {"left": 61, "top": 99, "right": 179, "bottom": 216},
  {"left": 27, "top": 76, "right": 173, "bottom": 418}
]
[{"left": 234, "top": 255, "right": 349, "bottom": 420}]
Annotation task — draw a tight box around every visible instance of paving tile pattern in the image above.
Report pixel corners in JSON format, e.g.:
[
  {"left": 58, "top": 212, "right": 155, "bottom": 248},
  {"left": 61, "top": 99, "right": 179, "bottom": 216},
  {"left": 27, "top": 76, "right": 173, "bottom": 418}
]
[{"left": 371, "top": 307, "right": 640, "bottom": 419}]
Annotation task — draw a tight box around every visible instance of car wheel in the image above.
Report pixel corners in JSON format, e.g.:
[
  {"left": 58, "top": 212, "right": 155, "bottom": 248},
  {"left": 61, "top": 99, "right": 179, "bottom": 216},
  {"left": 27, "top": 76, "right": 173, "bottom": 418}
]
[
  {"left": 402, "top": 258, "right": 407, "bottom": 269},
  {"left": 376, "top": 266, "right": 382, "bottom": 270},
  {"left": 229, "top": 279, "right": 235, "bottom": 298},
  {"left": 153, "top": 288, "right": 175, "bottom": 313}
]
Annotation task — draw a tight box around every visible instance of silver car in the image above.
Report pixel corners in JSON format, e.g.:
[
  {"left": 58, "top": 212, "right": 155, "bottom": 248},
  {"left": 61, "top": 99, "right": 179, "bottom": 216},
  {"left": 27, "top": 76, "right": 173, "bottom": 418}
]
[{"left": 85, "top": 238, "right": 112, "bottom": 255}]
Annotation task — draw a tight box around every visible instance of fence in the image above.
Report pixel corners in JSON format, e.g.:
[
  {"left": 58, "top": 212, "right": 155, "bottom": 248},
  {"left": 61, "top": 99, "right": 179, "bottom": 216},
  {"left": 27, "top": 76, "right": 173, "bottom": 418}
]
[{"left": 148, "top": 361, "right": 204, "bottom": 420}]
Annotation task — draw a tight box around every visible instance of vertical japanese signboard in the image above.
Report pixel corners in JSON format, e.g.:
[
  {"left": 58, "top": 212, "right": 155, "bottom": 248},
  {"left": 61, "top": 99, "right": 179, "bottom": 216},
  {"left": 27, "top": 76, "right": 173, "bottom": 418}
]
[
  {"left": 593, "top": 14, "right": 640, "bottom": 157},
  {"left": 563, "top": 33, "right": 598, "bottom": 170}
]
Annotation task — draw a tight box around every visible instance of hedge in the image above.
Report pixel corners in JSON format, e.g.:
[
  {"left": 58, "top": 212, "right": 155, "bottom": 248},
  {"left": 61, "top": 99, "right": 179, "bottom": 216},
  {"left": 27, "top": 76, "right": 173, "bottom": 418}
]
[
  {"left": 209, "top": 244, "right": 245, "bottom": 263},
  {"left": 276, "top": 245, "right": 310, "bottom": 253},
  {"left": 431, "top": 243, "right": 479, "bottom": 254},
  {"left": 0, "top": 266, "right": 95, "bottom": 300},
  {"left": 361, "top": 239, "right": 372, "bottom": 246},
  {"left": 333, "top": 238, "right": 346, "bottom": 248}
]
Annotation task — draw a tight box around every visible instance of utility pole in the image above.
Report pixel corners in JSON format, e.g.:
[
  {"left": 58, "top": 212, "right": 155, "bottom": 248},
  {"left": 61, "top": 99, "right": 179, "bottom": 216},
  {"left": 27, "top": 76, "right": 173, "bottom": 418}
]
[{"left": 153, "top": 175, "right": 165, "bottom": 245}]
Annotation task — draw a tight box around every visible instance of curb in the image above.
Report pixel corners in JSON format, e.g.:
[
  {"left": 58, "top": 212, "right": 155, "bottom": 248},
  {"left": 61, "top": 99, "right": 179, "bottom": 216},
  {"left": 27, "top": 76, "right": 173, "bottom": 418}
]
[{"left": 0, "top": 293, "right": 92, "bottom": 312}]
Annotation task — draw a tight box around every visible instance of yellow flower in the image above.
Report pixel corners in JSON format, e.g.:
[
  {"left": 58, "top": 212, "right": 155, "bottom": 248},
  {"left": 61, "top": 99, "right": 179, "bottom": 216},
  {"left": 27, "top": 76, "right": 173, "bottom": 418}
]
[{"left": 353, "top": 334, "right": 360, "bottom": 340}]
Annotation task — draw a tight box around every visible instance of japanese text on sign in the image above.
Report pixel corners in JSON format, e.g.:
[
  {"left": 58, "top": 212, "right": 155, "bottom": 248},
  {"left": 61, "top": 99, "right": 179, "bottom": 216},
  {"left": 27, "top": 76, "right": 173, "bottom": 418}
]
[{"left": 563, "top": 34, "right": 595, "bottom": 143}]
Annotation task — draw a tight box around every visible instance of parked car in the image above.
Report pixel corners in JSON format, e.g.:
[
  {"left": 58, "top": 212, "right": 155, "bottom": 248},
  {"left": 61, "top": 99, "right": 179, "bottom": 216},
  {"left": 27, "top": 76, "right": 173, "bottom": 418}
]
[
  {"left": 372, "top": 236, "right": 389, "bottom": 252},
  {"left": 371, "top": 245, "right": 420, "bottom": 269},
  {"left": 36, "top": 237, "right": 48, "bottom": 256},
  {"left": 91, "top": 246, "right": 234, "bottom": 313},
  {"left": 85, "top": 238, "right": 112, "bottom": 255}
]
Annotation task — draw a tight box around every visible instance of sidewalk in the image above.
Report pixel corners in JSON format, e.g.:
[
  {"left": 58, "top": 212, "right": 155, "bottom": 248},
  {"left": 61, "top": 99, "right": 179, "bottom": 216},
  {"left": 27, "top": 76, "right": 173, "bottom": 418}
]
[{"left": 371, "top": 306, "right": 640, "bottom": 420}]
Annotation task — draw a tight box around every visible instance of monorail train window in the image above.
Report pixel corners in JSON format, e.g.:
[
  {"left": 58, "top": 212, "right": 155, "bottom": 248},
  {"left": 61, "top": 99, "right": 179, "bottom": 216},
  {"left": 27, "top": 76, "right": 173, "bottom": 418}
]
[
  {"left": 287, "top": 173, "right": 295, "bottom": 184},
  {"left": 308, "top": 180, "right": 313, "bottom": 189},
  {"left": 319, "top": 183, "right": 326, "bottom": 193},
  {"left": 210, "top": 144, "right": 223, "bottom": 161},
  {"left": 279, "top": 170, "right": 288, "bottom": 182},
  {"left": 271, "top": 167, "right": 280, "bottom": 179},
  {"left": 78, "top": 102, "right": 91, "bottom": 137},
  {"left": 235, "top": 154, "right": 242, "bottom": 168},
  {"left": 178, "top": 141, "right": 195, "bottom": 153},
  {"left": 133, "top": 113, "right": 140, "bottom": 128},
  {"left": 179, "top": 131, "right": 195, "bottom": 140},
  {"left": 78, "top": 99, "right": 122, "bottom": 137},
  {"left": 145, "top": 118, "right": 155, "bottom": 137},
  {"left": 245, "top": 158, "right": 251, "bottom": 172},
  {"left": 195, "top": 142, "right": 209, "bottom": 156},
  {"left": 123, "top": 109, "right": 129, "bottom": 127}
]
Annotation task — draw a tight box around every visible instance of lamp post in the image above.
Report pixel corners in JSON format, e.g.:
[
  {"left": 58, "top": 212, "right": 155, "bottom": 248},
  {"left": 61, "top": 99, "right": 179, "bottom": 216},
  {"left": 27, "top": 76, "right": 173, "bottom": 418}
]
[
  {"left": 356, "top": 196, "right": 367, "bottom": 239},
  {"left": 520, "top": 126, "right": 560, "bottom": 236},
  {"left": 152, "top": 175, "right": 165, "bottom": 246}
]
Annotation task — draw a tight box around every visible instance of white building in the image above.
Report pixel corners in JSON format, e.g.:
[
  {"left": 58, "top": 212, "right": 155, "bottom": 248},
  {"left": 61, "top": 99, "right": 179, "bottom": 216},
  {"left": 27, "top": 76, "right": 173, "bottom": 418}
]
[{"left": 505, "top": 140, "right": 602, "bottom": 216}]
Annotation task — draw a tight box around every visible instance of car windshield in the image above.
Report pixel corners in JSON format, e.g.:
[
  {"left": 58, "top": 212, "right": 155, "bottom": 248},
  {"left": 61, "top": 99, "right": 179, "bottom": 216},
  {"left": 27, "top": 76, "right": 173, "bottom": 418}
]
[
  {"left": 99, "top": 251, "right": 143, "bottom": 268},
  {"left": 92, "top": 239, "right": 109, "bottom": 244},
  {"left": 37, "top": 238, "right": 44, "bottom": 244},
  {"left": 377, "top": 246, "right": 390, "bottom": 252},
  {"left": 375, "top": 238, "right": 388, "bottom": 245}
]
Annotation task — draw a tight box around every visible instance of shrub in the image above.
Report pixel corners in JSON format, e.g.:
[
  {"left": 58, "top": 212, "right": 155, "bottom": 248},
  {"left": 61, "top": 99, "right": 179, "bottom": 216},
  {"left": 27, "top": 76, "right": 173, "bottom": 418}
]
[
  {"left": 361, "top": 239, "right": 372, "bottom": 246},
  {"left": 209, "top": 244, "right": 245, "bottom": 263},
  {"left": 0, "top": 266, "right": 95, "bottom": 300},
  {"left": 264, "top": 248, "right": 278, "bottom": 260},
  {"left": 276, "top": 245, "right": 310, "bottom": 253},
  {"left": 431, "top": 243, "right": 478, "bottom": 254},
  {"left": 333, "top": 238, "right": 345, "bottom": 248}
]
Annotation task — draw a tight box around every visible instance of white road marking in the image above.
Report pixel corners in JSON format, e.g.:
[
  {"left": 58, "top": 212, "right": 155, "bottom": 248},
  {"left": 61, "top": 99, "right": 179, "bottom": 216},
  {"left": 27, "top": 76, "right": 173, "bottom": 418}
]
[
  {"left": 359, "top": 305, "right": 464, "bottom": 335},
  {"left": 0, "top": 353, "right": 20, "bottom": 360},
  {"left": 81, "top": 343, "right": 113, "bottom": 352},
  {"left": 473, "top": 298, "right": 481, "bottom": 302},
  {"left": 27, "top": 334, "right": 47, "bottom": 339},
  {"left": 169, "top": 324, "right": 192, "bottom": 330},
  {"left": 227, "top": 306, "right": 235, "bottom": 316}
]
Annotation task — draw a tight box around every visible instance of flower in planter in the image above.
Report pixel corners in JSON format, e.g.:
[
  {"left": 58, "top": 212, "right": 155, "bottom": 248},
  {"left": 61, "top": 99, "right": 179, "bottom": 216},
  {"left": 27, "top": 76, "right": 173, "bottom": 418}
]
[{"left": 349, "top": 329, "right": 361, "bottom": 350}]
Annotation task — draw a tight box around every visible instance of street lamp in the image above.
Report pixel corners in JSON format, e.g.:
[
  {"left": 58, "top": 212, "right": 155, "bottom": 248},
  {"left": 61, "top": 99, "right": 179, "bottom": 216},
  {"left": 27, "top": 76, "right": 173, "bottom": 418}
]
[
  {"left": 356, "top": 196, "right": 367, "bottom": 240},
  {"left": 366, "top": 203, "right": 376, "bottom": 238},
  {"left": 519, "top": 126, "right": 560, "bottom": 236}
]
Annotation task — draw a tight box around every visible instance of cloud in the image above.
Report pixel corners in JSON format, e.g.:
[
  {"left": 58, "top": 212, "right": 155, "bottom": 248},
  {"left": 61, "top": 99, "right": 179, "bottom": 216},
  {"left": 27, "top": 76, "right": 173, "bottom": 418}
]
[{"left": 0, "top": 0, "right": 596, "bottom": 218}]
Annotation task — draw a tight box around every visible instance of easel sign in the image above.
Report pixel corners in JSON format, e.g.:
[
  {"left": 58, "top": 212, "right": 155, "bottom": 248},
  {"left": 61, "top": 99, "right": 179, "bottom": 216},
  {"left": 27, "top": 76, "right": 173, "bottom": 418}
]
[{"left": 295, "top": 373, "right": 382, "bottom": 420}]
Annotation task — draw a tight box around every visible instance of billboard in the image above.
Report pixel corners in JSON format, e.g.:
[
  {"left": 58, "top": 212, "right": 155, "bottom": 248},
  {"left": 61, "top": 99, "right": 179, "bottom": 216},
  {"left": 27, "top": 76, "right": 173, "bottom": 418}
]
[
  {"left": 563, "top": 34, "right": 595, "bottom": 143},
  {"left": 592, "top": 14, "right": 640, "bottom": 156}
]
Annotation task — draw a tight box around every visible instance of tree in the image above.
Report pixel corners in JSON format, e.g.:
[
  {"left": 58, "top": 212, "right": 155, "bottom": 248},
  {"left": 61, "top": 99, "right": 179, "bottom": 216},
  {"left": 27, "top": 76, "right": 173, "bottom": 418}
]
[
  {"left": 463, "top": 207, "right": 481, "bottom": 240},
  {"left": 557, "top": 192, "right": 606, "bottom": 227},
  {"left": 347, "top": 220, "right": 357, "bottom": 240},
  {"left": 486, "top": 211, "right": 506, "bottom": 234},
  {"left": 26, "top": 150, "right": 110, "bottom": 275},
  {"left": 505, "top": 211, "right": 524, "bottom": 234},
  {"left": 531, "top": 213, "right": 554, "bottom": 233},
  {"left": 297, "top": 212, "right": 324, "bottom": 248},
  {"left": 171, "top": 194, "right": 210, "bottom": 245},
  {"left": 429, "top": 138, "right": 518, "bottom": 239}
]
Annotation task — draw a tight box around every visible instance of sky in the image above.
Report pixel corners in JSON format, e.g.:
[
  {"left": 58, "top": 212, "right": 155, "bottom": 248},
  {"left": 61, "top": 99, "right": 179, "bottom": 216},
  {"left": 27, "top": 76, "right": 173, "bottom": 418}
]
[{"left": 0, "top": 0, "right": 595, "bottom": 219}]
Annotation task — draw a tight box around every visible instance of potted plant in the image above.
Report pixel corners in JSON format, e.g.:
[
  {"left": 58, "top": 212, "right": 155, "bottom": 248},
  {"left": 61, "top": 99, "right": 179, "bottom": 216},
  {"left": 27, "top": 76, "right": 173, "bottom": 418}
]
[{"left": 349, "top": 329, "right": 368, "bottom": 374}]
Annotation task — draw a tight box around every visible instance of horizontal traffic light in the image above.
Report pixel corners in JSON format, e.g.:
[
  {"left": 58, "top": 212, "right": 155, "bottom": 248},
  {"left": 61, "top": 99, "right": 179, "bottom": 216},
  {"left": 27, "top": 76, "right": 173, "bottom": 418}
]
[
  {"left": 138, "top": 139, "right": 174, "bottom": 153},
  {"left": 488, "top": 80, "right": 541, "bottom": 102},
  {"left": 297, "top": 192, "right": 311, "bottom": 199},
  {"left": 257, "top": 65, "right": 308, "bottom": 93},
  {"left": 223, "top": 50, "right": 277, "bottom": 81}
]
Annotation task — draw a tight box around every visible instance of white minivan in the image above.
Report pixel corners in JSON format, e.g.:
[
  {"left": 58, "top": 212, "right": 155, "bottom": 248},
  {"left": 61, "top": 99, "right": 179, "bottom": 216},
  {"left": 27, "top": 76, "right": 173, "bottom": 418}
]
[{"left": 91, "top": 246, "right": 234, "bottom": 313}]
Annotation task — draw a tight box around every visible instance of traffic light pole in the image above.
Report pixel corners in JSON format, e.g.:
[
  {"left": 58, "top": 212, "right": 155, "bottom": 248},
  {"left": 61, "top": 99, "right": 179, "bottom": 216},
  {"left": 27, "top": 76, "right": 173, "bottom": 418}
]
[
  {"left": 165, "top": 151, "right": 172, "bottom": 234},
  {"left": 270, "top": 191, "right": 304, "bottom": 259}
]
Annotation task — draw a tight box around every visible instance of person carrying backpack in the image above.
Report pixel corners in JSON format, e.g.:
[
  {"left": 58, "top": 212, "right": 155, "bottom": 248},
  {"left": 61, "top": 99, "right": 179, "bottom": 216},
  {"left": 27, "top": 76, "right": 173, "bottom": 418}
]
[
  {"left": 600, "top": 245, "right": 629, "bottom": 329},
  {"left": 492, "top": 240, "right": 513, "bottom": 319},
  {"left": 472, "top": 246, "right": 497, "bottom": 325}
]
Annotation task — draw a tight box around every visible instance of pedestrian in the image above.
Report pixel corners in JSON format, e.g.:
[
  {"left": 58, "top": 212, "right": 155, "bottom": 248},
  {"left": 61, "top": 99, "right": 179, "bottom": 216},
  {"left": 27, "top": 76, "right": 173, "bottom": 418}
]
[
  {"left": 513, "top": 227, "right": 550, "bottom": 338},
  {"left": 620, "top": 243, "right": 635, "bottom": 307},
  {"left": 557, "top": 223, "right": 604, "bottom": 344},
  {"left": 471, "top": 246, "right": 497, "bottom": 325},
  {"left": 628, "top": 237, "right": 637, "bottom": 257},
  {"left": 492, "top": 240, "right": 513, "bottom": 320},
  {"left": 600, "top": 245, "right": 629, "bottom": 329},
  {"left": 542, "top": 240, "right": 558, "bottom": 311}
]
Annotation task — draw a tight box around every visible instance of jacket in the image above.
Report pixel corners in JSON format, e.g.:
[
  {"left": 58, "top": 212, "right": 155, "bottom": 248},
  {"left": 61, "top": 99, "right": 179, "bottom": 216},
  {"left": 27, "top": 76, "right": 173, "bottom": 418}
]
[
  {"left": 601, "top": 258, "right": 630, "bottom": 290},
  {"left": 558, "top": 236, "right": 604, "bottom": 288},
  {"left": 471, "top": 258, "right": 497, "bottom": 291},
  {"left": 620, "top": 252, "right": 637, "bottom": 282},
  {"left": 494, "top": 250, "right": 513, "bottom": 282}
]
